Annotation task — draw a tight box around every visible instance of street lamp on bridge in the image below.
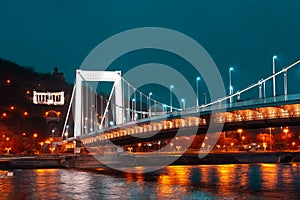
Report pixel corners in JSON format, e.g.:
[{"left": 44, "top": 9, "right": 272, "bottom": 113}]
[
  {"left": 229, "top": 67, "right": 234, "bottom": 103},
  {"left": 273, "top": 55, "right": 278, "bottom": 97},
  {"left": 148, "top": 92, "right": 152, "bottom": 117},
  {"left": 170, "top": 85, "right": 174, "bottom": 112},
  {"left": 131, "top": 98, "right": 136, "bottom": 121},
  {"left": 181, "top": 99, "right": 185, "bottom": 110},
  {"left": 196, "top": 77, "right": 201, "bottom": 107}
]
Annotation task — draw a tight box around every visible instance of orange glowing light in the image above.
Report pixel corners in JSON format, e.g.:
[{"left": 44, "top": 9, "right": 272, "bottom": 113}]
[
  {"left": 230, "top": 142, "right": 234, "bottom": 146},
  {"left": 237, "top": 129, "right": 243, "bottom": 133},
  {"left": 138, "top": 143, "right": 142, "bottom": 147},
  {"left": 2, "top": 113, "right": 7, "bottom": 117},
  {"left": 6, "top": 137, "right": 9, "bottom": 141},
  {"left": 292, "top": 142, "right": 296, "bottom": 146},
  {"left": 283, "top": 128, "right": 289, "bottom": 134},
  {"left": 10, "top": 106, "right": 14, "bottom": 110},
  {"left": 22, "top": 132, "right": 26, "bottom": 136},
  {"left": 6, "top": 79, "right": 11, "bottom": 84},
  {"left": 57, "top": 112, "right": 61, "bottom": 116},
  {"left": 23, "top": 111, "right": 28, "bottom": 116},
  {"left": 45, "top": 112, "right": 49, "bottom": 116},
  {"left": 33, "top": 133, "right": 38, "bottom": 138},
  {"left": 242, "top": 136, "right": 245, "bottom": 140},
  {"left": 45, "top": 140, "right": 51, "bottom": 144},
  {"left": 26, "top": 90, "right": 30, "bottom": 94}
]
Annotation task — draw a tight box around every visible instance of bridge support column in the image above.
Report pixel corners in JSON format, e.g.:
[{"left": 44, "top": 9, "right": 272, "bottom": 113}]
[{"left": 74, "top": 70, "right": 124, "bottom": 138}]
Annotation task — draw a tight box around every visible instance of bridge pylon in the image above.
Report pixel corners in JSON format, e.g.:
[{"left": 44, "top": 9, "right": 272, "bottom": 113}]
[{"left": 74, "top": 70, "right": 123, "bottom": 138}]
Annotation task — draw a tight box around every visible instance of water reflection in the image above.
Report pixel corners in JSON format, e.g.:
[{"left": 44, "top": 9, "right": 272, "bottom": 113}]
[
  {"left": 156, "top": 166, "right": 190, "bottom": 198},
  {"left": 1, "top": 164, "right": 300, "bottom": 199},
  {"left": 260, "top": 164, "right": 278, "bottom": 190}
]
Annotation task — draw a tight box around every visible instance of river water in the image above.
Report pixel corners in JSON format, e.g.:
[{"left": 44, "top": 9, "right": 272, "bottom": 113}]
[{"left": 1, "top": 164, "right": 300, "bottom": 199}]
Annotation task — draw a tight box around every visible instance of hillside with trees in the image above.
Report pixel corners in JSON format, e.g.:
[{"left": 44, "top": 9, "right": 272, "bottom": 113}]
[{"left": 0, "top": 58, "right": 71, "bottom": 154}]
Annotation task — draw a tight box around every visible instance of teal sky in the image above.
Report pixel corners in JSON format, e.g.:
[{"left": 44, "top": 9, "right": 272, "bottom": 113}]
[{"left": 1, "top": 0, "right": 300, "bottom": 101}]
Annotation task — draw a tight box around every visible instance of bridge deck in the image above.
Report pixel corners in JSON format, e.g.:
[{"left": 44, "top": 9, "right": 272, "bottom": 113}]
[{"left": 72, "top": 94, "right": 300, "bottom": 147}]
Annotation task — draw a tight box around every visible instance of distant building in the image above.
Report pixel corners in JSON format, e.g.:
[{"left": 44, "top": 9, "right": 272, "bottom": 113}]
[{"left": 53, "top": 67, "right": 65, "bottom": 81}]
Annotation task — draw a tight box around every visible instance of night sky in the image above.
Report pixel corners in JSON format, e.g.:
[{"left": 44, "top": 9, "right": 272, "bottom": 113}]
[{"left": 1, "top": 1, "right": 300, "bottom": 105}]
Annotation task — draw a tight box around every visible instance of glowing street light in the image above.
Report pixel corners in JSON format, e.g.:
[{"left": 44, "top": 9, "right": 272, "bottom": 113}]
[
  {"left": 292, "top": 141, "right": 296, "bottom": 149},
  {"left": 131, "top": 98, "right": 136, "bottom": 121},
  {"left": 170, "top": 85, "right": 174, "bottom": 112},
  {"left": 284, "top": 68, "right": 288, "bottom": 96},
  {"left": 272, "top": 55, "right": 277, "bottom": 97},
  {"left": 241, "top": 136, "right": 245, "bottom": 144},
  {"left": 196, "top": 77, "right": 201, "bottom": 107},
  {"left": 40, "top": 142, "right": 44, "bottom": 154},
  {"left": 65, "top": 125, "right": 69, "bottom": 139},
  {"left": 45, "top": 140, "right": 51, "bottom": 144},
  {"left": 283, "top": 127, "right": 289, "bottom": 149},
  {"left": 229, "top": 67, "right": 234, "bottom": 103},
  {"left": 148, "top": 92, "right": 152, "bottom": 116},
  {"left": 237, "top": 128, "right": 243, "bottom": 141},
  {"left": 181, "top": 99, "right": 186, "bottom": 110},
  {"left": 283, "top": 127, "right": 289, "bottom": 137}
]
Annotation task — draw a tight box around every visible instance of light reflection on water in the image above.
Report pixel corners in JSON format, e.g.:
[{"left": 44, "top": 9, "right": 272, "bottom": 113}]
[{"left": 0, "top": 164, "right": 300, "bottom": 199}]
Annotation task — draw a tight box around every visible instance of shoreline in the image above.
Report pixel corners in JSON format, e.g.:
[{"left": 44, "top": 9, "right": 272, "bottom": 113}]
[{"left": 0, "top": 151, "right": 299, "bottom": 170}]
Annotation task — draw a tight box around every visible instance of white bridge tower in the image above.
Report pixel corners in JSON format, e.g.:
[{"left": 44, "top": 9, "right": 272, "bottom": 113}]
[{"left": 74, "top": 70, "right": 123, "bottom": 138}]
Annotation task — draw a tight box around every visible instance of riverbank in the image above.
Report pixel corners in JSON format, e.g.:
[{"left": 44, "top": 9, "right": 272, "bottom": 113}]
[
  {"left": 64, "top": 151, "right": 300, "bottom": 169},
  {"left": 0, "top": 155, "right": 63, "bottom": 169},
  {"left": 1, "top": 151, "right": 299, "bottom": 170}
]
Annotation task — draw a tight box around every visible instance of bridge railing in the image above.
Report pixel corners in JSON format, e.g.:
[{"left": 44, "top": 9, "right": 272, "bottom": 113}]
[{"left": 179, "top": 93, "right": 300, "bottom": 116}]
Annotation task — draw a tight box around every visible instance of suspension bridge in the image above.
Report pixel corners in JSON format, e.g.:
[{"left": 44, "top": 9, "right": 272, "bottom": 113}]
[{"left": 59, "top": 59, "right": 300, "bottom": 154}]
